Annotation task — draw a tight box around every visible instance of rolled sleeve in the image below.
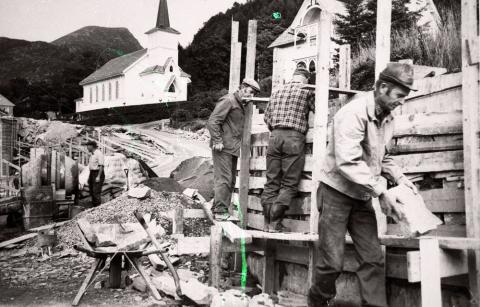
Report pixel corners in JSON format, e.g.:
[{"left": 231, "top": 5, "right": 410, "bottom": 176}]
[
  {"left": 207, "top": 98, "right": 232, "bottom": 145},
  {"left": 334, "top": 111, "right": 386, "bottom": 197},
  {"left": 381, "top": 149, "right": 405, "bottom": 184}
]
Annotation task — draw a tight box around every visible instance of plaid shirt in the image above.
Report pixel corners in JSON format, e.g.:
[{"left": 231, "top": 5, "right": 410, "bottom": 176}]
[{"left": 264, "top": 82, "right": 315, "bottom": 134}]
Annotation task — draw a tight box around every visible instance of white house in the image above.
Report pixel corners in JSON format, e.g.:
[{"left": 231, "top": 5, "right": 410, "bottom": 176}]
[
  {"left": 269, "top": 0, "right": 441, "bottom": 90},
  {"left": 76, "top": 0, "right": 191, "bottom": 114}
]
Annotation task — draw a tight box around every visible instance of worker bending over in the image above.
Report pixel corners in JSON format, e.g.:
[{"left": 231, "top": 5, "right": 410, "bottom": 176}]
[
  {"left": 207, "top": 78, "right": 260, "bottom": 220},
  {"left": 308, "top": 63, "right": 418, "bottom": 307},
  {"left": 262, "top": 67, "right": 315, "bottom": 232}
]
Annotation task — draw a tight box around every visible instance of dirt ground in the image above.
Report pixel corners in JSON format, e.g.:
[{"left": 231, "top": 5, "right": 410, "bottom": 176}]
[{"left": 0, "top": 247, "right": 206, "bottom": 306}]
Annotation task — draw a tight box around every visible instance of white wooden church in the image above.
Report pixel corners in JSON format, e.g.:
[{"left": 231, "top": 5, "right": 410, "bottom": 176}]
[{"left": 76, "top": 0, "right": 191, "bottom": 114}]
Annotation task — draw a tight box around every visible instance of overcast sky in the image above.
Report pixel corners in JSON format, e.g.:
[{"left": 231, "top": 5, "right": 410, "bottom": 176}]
[{"left": 0, "top": 0, "right": 248, "bottom": 47}]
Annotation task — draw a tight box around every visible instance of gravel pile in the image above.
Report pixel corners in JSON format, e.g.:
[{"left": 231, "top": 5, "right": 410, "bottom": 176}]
[
  {"left": 163, "top": 127, "right": 210, "bottom": 143},
  {"left": 56, "top": 190, "right": 211, "bottom": 250}
]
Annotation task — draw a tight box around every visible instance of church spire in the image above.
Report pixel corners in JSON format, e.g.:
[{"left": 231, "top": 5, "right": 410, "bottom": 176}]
[{"left": 156, "top": 0, "right": 170, "bottom": 28}]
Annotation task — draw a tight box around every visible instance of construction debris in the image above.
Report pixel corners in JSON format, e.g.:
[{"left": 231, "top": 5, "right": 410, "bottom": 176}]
[
  {"left": 127, "top": 186, "right": 151, "bottom": 199},
  {"left": 210, "top": 289, "right": 250, "bottom": 307}
]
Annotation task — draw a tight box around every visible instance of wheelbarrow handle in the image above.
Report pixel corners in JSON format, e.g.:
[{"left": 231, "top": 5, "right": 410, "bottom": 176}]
[
  {"left": 141, "top": 249, "right": 168, "bottom": 256},
  {"left": 134, "top": 210, "right": 183, "bottom": 297}
]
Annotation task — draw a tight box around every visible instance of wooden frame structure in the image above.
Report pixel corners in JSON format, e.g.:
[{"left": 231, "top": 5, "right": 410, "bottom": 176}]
[{"left": 209, "top": 1, "right": 480, "bottom": 305}]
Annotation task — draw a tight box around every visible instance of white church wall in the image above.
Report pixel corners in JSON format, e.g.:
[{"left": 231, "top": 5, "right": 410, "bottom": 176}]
[
  {"left": 147, "top": 31, "right": 179, "bottom": 65},
  {"left": 77, "top": 77, "right": 125, "bottom": 113}
]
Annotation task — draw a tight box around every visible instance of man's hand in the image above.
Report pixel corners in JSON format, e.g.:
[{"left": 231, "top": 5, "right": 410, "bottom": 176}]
[
  {"left": 95, "top": 176, "right": 101, "bottom": 183},
  {"left": 212, "top": 143, "right": 224, "bottom": 152},
  {"left": 379, "top": 190, "right": 404, "bottom": 223},
  {"left": 398, "top": 177, "right": 418, "bottom": 194}
]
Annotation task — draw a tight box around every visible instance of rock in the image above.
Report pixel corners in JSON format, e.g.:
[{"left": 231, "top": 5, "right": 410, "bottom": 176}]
[
  {"left": 210, "top": 289, "right": 249, "bottom": 307},
  {"left": 182, "top": 278, "right": 218, "bottom": 305},
  {"left": 127, "top": 186, "right": 152, "bottom": 199},
  {"left": 77, "top": 218, "right": 97, "bottom": 244},
  {"left": 176, "top": 269, "right": 201, "bottom": 282},
  {"left": 151, "top": 274, "right": 180, "bottom": 300},
  {"left": 132, "top": 276, "right": 147, "bottom": 293},
  {"left": 250, "top": 293, "right": 275, "bottom": 307},
  {"left": 94, "top": 281, "right": 104, "bottom": 289},
  {"left": 134, "top": 296, "right": 143, "bottom": 302}
]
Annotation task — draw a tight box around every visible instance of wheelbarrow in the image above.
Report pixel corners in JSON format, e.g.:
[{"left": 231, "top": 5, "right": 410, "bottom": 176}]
[{"left": 71, "top": 214, "right": 181, "bottom": 306}]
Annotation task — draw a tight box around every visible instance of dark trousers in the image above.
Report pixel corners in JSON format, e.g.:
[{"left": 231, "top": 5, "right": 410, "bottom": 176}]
[
  {"left": 309, "top": 183, "right": 386, "bottom": 307},
  {"left": 261, "top": 129, "right": 305, "bottom": 208},
  {"left": 88, "top": 170, "right": 105, "bottom": 207},
  {"left": 212, "top": 150, "right": 238, "bottom": 213}
]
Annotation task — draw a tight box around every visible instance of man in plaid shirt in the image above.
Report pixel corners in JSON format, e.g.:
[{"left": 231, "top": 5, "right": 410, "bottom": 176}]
[{"left": 262, "top": 67, "right": 315, "bottom": 232}]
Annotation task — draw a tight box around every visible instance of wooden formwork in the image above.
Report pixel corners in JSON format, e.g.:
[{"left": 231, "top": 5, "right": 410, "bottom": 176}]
[{"left": 217, "top": 0, "right": 480, "bottom": 305}]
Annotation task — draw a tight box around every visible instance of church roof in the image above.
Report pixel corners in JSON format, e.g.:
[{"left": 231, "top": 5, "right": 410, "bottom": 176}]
[
  {"left": 140, "top": 57, "right": 191, "bottom": 78},
  {"left": 80, "top": 49, "right": 147, "bottom": 86},
  {"left": 145, "top": 0, "right": 180, "bottom": 35},
  {"left": 0, "top": 94, "right": 14, "bottom": 107}
]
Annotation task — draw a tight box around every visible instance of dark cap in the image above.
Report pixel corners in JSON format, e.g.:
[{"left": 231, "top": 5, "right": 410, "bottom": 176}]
[
  {"left": 293, "top": 67, "right": 310, "bottom": 79},
  {"left": 84, "top": 140, "right": 97, "bottom": 147},
  {"left": 242, "top": 78, "right": 260, "bottom": 92},
  {"left": 379, "top": 62, "right": 417, "bottom": 91}
]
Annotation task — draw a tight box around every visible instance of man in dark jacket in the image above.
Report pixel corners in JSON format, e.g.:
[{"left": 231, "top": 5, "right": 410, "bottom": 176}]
[
  {"left": 207, "top": 78, "right": 260, "bottom": 219},
  {"left": 262, "top": 68, "right": 315, "bottom": 232}
]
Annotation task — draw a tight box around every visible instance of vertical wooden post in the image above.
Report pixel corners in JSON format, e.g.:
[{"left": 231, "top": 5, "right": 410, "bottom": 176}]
[
  {"left": 262, "top": 240, "right": 276, "bottom": 294},
  {"left": 420, "top": 238, "right": 442, "bottom": 307},
  {"left": 308, "top": 10, "right": 332, "bottom": 289},
  {"left": 229, "top": 21, "right": 240, "bottom": 93},
  {"left": 245, "top": 20, "right": 258, "bottom": 80},
  {"left": 310, "top": 11, "right": 332, "bottom": 234},
  {"left": 172, "top": 208, "right": 184, "bottom": 236},
  {"left": 209, "top": 225, "right": 223, "bottom": 288},
  {"left": 462, "top": 0, "right": 480, "bottom": 304},
  {"left": 374, "top": 0, "right": 392, "bottom": 80},
  {"left": 338, "top": 44, "right": 351, "bottom": 89},
  {"left": 233, "top": 43, "right": 242, "bottom": 91}
]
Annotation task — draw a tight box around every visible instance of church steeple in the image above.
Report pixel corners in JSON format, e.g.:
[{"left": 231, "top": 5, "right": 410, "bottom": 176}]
[
  {"left": 156, "top": 0, "right": 170, "bottom": 28},
  {"left": 145, "top": 0, "right": 180, "bottom": 35}
]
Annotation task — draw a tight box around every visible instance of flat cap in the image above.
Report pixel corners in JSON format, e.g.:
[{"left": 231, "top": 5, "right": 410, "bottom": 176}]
[
  {"left": 242, "top": 78, "right": 260, "bottom": 92},
  {"left": 379, "top": 62, "right": 417, "bottom": 91},
  {"left": 293, "top": 67, "right": 310, "bottom": 79},
  {"left": 84, "top": 140, "right": 98, "bottom": 147}
]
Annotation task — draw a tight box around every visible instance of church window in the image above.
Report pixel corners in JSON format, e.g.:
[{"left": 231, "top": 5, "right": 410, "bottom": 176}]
[
  {"left": 108, "top": 83, "right": 112, "bottom": 100},
  {"left": 309, "top": 60, "right": 316, "bottom": 73},
  {"left": 95, "top": 86, "right": 98, "bottom": 102},
  {"left": 168, "top": 83, "right": 175, "bottom": 93},
  {"left": 102, "top": 84, "right": 105, "bottom": 101},
  {"left": 115, "top": 80, "right": 119, "bottom": 99},
  {"left": 170, "top": 66, "right": 174, "bottom": 72},
  {"left": 89, "top": 87, "right": 92, "bottom": 103}
]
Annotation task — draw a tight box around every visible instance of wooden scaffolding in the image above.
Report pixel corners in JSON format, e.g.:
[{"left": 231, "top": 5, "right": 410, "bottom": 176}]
[{"left": 208, "top": 1, "right": 480, "bottom": 306}]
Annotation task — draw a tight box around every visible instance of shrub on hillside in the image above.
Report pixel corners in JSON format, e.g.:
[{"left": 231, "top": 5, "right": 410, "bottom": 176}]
[
  {"left": 198, "top": 108, "right": 211, "bottom": 119},
  {"left": 171, "top": 108, "right": 192, "bottom": 122}
]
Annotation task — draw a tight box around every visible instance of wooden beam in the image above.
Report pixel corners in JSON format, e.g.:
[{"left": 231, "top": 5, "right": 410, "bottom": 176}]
[
  {"left": 338, "top": 44, "right": 351, "bottom": 90},
  {"left": 375, "top": 0, "right": 392, "bottom": 80},
  {"left": 218, "top": 221, "right": 253, "bottom": 244},
  {"left": 310, "top": 11, "right": 332, "bottom": 236},
  {"left": 462, "top": 0, "right": 480, "bottom": 303},
  {"left": 420, "top": 238, "right": 442, "bottom": 307},
  {"left": 0, "top": 233, "right": 37, "bottom": 248},
  {"left": 262, "top": 240, "right": 276, "bottom": 294},
  {"left": 229, "top": 20, "right": 240, "bottom": 93},
  {"left": 209, "top": 226, "right": 222, "bottom": 288},
  {"left": 247, "top": 230, "right": 317, "bottom": 241},
  {"left": 407, "top": 248, "right": 468, "bottom": 283},
  {"left": 245, "top": 20, "right": 257, "bottom": 80},
  {"left": 300, "top": 85, "right": 361, "bottom": 96}
]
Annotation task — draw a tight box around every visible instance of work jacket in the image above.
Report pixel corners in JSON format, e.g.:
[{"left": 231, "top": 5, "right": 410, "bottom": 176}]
[
  {"left": 320, "top": 92, "right": 406, "bottom": 201},
  {"left": 207, "top": 92, "right": 245, "bottom": 157}
]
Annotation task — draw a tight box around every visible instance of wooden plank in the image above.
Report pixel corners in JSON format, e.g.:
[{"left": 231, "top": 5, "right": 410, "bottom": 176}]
[
  {"left": 405, "top": 72, "right": 462, "bottom": 101},
  {"left": 387, "top": 224, "right": 466, "bottom": 237},
  {"left": 419, "top": 181, "right": 465, "bottom": 213},
  {"left": 300, "top": 85, "right": 362, "bottom": 96},
  {"left": 245, "top": 194, "right": 311, "bottom": 215},
  {"left": 262, "top": 240, "right": 276, "bottom": 294},
  {"left": 393, "top": 111, "right": 462, "bottom": 136},
  {"left": 172, "top": 207, "right": 184, "bottom": 235},
  {"left": 209, "top": 226, "right": 222, "bottom": 288},
  {"left": 247, "top": 230, "right": 317, "bottom": 241},
  {"left": 245, "top": 20, "right": 257, "bottom": 80},
  {"left": 374, "top": 0, "right": 391, "bottom": 80},
  {"left": 338, "top": 44, "right": 351, "bottom": 90},
  {"left": 228, "top": 20, "right": 239, "bottom": 93},
  {"left": 177, "top": 236, "right": 210, "bottom": 255},
  {"left": 218, "top": 221, "right": 253, "bottom": 244},
  {"left": 407, "top": 249, "right": 468, "bottom": 283},
  {"left": 419, "top": 238, "right": 442, "bottom": 307},
  {"left": 236, "top": 176, "right": 312, "bottom": 193},
  {"left": 0, "top": 233, "right": 37, "bottom": 248},
  {"left": 183, "top": 209, "right": 207, "bottom": 219},
  {"left": 391, "top": 134, "right": 463, "bottom": 154},
  {"left": 461, "top": 0, "right": 480, "bottom": 302},
  {"left": 247, "top": 212, "right": 310, "bottom": 233},
  {"left": 392, "top": 150, "right": 464, "bottom": 174}
]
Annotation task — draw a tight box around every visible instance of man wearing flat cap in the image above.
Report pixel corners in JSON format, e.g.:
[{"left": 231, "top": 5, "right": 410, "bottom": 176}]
[
  {"left": 207, "top": 78, "right": 260, "bottom": 220},
  {"left": 85, "top": 140, "right": 105, "bottom": 207},
  {"left": 308, "top": 63, "right": 418, "bottom": 307},
  {"left": 262, "top": 67, "right": 315, "bottom": 232}
]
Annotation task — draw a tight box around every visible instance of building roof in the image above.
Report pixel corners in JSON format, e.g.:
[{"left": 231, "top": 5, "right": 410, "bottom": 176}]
[
  {"left": 140, "top": 57, "right": 191, "bottom": 78},
  {"left": 79, "top": 49, "right": 147, "bottom": 86},
  {"left": 145, "top": 0, "right": 181, "bottom": 35},
  {"left": 269, "top": 0, "right": 346, "bottom": 49},
  {"left": 0, "top": 94, "right": 14, "bottom": 107}
]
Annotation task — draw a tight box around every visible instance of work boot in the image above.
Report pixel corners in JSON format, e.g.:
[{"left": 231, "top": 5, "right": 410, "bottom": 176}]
[
  {"left": 212, "top": 204, "right": 229, "bottom": 221},
  {"left": 262, "top": 203, "right": 272, "bottom": 231},
  {"left": 268, "top": 204, "right": 290, "bottom": 233}
]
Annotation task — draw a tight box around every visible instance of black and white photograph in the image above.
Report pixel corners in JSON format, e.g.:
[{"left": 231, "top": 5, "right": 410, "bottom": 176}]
[{"left": 0, "top": 0, "right": 474, "bottom": 306}]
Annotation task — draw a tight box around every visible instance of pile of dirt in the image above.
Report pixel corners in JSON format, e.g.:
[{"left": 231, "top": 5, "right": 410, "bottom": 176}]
[
  {"left": 162, "top": 127, "right": 210, "bottom": 143},
  {"left": 170, "top": 157, "right": 214, "bottom": 201},
  {"left": 17, "top": 117, "right": 84, "bottom": 146},
  {"left": 143, "top": 177, "right": 184, "bottom": 193},
  {"left": 56, "top": 190, "right": 210, "bottom": 250}
]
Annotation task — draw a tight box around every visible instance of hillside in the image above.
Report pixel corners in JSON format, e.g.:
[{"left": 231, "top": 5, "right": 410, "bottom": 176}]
[
  {"left": 52, "top": 26, "right": 142, "bottom": 61},
  {"left": 0, "top": 27, "right": 143, "bottom": 117}
]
